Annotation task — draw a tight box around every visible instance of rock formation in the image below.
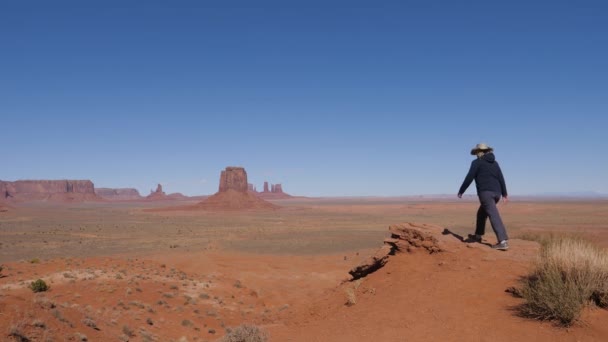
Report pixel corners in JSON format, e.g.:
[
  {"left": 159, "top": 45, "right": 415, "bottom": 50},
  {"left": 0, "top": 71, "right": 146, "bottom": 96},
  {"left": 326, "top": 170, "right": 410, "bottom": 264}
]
[
  {"left": 146, "top": 184, "right": 168, "bottom": 200},
  {"left": 95, "top": 188, "right": 142, "bottom": 200},
  {"left": 191, "top": 167, "right": 278, "bottom": 211},
  {"left": 248, "top": 183, "right": 256, "bottom": 192},
  {"left": 0, "top": 180, "right": 101, "bottom": 202},
  {"left": 219, "top": 167, "right": 248, "bottom": 193},
  {"left": 349, "top": 222, "right": 447, "bottom": 280},
  {"left": 255, "top": 181, "right": 292, "bottom": 199}
]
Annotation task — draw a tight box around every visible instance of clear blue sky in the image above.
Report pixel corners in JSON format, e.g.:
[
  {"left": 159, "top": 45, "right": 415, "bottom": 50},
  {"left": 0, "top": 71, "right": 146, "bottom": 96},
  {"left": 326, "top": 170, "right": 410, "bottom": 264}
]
[{"left": 1, "top": 1, "right": 607, "bottom": 196}]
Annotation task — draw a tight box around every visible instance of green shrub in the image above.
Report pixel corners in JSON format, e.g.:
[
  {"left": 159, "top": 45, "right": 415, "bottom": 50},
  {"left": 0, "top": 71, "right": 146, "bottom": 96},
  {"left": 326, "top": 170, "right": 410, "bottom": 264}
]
[
  {"left": 29, "top": 279, "right": 50, "bottom": 293},
  {"left": 518, "top": 238, "right": 608, "bottom": 326},
  {"left": 221, "top": 324, "right": 268, "bottom": 342}
]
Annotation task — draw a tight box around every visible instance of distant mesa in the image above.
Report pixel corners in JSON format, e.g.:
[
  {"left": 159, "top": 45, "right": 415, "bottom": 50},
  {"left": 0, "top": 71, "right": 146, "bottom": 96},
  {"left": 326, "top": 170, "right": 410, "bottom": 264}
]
[
  {"left": 96, "top": 188, "right": 142, "bottom": 200},
  {"left": 0, "top": 179, "right": 101, "bottom": 203}
]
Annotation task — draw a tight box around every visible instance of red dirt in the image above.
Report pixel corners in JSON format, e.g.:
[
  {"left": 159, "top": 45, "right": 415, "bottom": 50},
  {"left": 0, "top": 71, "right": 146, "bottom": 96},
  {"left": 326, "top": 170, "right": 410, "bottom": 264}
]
[
  {"left": 268, "top": 236, "right": 608, "bottom": 342},
  {"left": 2, "top": 200, "right": 608, "bottom": 341}
]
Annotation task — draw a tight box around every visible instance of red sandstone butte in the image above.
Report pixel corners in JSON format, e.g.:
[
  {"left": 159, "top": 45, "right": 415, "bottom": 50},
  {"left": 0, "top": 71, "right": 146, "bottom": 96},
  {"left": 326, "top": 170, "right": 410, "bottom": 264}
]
[
  {"left": 220, "top": 167, "right": 248, "bottom": 193},
  {"left": 195, "top": 167, "right": 277, "bottom": 210}
]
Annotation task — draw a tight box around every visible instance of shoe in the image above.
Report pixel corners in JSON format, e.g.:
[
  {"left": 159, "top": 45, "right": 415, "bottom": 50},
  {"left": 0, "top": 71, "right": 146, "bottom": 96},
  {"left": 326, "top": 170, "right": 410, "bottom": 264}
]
[
  {"left": 492, "top": 240, "right": 509, "bottom": 251},
  {"left": 466, "top": 234, "right": 482, "bottom": 243}
]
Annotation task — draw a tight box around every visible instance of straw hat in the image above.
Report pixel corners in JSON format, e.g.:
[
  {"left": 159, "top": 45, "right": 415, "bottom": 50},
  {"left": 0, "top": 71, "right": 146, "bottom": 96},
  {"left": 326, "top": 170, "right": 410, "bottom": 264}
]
[{"left": 470, "top": 143, "right": 493, "bottom": 155}]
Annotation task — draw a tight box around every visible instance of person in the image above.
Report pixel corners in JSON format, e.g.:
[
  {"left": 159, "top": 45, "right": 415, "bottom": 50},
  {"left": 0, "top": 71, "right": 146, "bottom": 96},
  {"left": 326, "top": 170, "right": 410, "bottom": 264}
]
[{"left": 458, "top": 143, "right": 509, "bottom": 250}]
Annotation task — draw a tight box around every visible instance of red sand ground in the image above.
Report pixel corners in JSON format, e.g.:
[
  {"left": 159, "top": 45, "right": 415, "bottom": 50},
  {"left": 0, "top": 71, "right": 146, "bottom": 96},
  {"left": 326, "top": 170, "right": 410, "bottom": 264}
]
[
  {"left": 2, "top": 235, "right": 608, "bottom": 341},
  {"left": 1, "top": 200, "right": 608, "bottom": 341},
  {"left": 268, "top": 238, "right": 608, "bottom": 342}
]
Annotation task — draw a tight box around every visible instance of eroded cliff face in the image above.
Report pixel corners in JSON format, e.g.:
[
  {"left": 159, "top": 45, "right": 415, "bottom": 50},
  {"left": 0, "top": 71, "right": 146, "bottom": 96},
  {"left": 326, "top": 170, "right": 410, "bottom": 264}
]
[
  {"left": 0, "top": 180, "right": 100, "bottom": 202},
  {"left": 219, "top": 167, "right": 248, "bottom": 193},
  {"left": 96, "top": 188, "right": 142, "bottom": 200}
]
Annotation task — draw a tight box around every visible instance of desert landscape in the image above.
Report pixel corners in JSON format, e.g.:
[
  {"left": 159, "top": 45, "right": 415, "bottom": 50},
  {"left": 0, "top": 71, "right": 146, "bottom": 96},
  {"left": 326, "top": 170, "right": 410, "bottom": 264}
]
[
  {"left": 3, "top": 2, "right": 607, "bottom": 341},
  {"left": 1, "top": 167, "right": 608, "bottom": 341}
]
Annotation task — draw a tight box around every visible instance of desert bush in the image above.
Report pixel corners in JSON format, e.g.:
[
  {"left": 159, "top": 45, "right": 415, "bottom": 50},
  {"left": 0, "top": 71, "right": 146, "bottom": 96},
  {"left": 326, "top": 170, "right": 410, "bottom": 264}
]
[
  {"left": 221, "top": 324, "right": 268, "bottom": 342},
  {"left": 518, "top": 237, "right": 608, "bottom": 326},
  {"left": 29, "top": 279, "right": 49, "bottom": 293}
]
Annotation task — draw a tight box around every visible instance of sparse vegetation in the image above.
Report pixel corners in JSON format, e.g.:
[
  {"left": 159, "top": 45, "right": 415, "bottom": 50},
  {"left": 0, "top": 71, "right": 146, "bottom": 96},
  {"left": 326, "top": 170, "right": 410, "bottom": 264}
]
[
  {"left": 82, "top": 318, "right": 100, "bottom": 330},
  {"left": 8, "top": 318, "right": 30, "bottom": 342},
  {"left": 29, "top": 279, "right": 49, "bottom": 293},
  {"left": 517, "top": 237, "right": 608, "bottom": 326},
  {"left": 122, "top": 325, "right": 135, "bottom": 338},
  {"left": 221, "top": 324, "right": 268, "bottom": 342},
  {"left": 29, "top": 258, "right": 40, "bottom": 264}
]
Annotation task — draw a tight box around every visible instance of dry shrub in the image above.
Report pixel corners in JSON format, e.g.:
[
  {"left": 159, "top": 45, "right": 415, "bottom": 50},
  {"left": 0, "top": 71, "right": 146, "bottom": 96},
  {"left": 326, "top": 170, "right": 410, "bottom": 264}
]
[
  {"left": 221, "top": 324, "right": 268, "bottom": 342},
  {"left": 518, "top": 237, "right": 608, "bottom": 326},
  {"left": 29, "top": 279, "right": 49, "bottom": 293}
]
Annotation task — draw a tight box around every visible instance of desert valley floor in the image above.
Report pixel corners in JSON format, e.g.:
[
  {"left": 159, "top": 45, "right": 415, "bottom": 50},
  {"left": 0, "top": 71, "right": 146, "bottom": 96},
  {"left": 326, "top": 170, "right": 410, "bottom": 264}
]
[{"left": 1, "top": 198, "right": 608, "bottom": 341}]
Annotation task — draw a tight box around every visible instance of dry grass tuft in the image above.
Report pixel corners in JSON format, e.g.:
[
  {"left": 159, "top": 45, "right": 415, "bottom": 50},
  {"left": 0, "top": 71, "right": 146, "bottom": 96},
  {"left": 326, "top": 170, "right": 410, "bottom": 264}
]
[
  {"left": 221, "top": 324, "right": 268, "bottom": 342},
  {"left": 518, "top": 237, "right": 608, "bottom": 326}
]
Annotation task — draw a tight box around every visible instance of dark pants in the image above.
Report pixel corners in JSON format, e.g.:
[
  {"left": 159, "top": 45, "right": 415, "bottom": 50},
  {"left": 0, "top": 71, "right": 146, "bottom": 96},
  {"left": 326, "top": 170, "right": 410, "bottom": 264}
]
[{"left": 475, "top": 191, "right": 508, "bottom": 242}]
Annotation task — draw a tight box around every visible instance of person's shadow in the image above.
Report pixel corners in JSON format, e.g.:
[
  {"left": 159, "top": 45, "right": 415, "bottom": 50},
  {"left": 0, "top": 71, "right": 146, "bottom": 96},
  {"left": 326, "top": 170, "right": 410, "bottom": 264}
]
[{"left": 442, "top": 228, "right": 492, "bottom": 247}]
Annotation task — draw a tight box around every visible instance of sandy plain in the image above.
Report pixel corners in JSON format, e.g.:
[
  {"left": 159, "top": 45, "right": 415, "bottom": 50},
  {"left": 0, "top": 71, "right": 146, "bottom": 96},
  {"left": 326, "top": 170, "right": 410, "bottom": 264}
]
[{"left": 1, "top": 198, "right": 608, "bottom": 341}]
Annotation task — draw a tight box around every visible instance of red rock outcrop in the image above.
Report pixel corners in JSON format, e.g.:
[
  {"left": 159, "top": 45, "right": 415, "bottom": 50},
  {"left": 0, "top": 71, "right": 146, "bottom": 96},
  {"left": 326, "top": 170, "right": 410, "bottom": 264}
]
[
  {"left": 146, "top": 184, "right": 168, "bottom": 200},
  {"left": 248, "top": 183, "right": 256, "bottom": 192},
  {"left": 95, "top": 188, "right": 143, "bottom": 200},
  {"left": 150, "top": 167, "right": 280, "bottom": 212},
  {"left": 219, "top": 167, "right": 248, "bottom": 193},
  {"left": 256, "top": 182, "right": 292, "bottom": 199},
  {"left": 349, "top": 222, "right": 448, "bottom": 280},
  {"left": 0, "top": 180, "right": 100, "bottom": 202}
]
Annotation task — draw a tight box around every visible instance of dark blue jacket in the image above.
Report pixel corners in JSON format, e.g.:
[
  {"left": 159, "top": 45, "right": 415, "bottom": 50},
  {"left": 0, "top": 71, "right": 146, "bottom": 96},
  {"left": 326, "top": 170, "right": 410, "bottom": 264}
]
[{"left": 458, "top": 153, "right": 508, "bottom": 197}]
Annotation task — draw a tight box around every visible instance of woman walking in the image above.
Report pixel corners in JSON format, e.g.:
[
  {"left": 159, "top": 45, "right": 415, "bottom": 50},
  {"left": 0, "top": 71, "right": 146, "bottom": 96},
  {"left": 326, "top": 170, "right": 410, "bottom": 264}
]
[{"left": 458, "top": 143, "right": 509, "bottom": 250}]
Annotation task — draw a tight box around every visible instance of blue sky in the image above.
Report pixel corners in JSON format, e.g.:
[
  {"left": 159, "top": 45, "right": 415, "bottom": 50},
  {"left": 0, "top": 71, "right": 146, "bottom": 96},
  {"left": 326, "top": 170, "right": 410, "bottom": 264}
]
[{"left": 1, "top": 1, "right": 607, "bottom": 196}]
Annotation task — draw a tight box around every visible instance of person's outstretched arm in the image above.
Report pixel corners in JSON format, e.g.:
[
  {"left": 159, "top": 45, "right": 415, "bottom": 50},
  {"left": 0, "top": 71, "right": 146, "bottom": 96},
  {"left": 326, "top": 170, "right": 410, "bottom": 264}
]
[{"left": 458, "top": 160, "right": 478, "bottom": 197}]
